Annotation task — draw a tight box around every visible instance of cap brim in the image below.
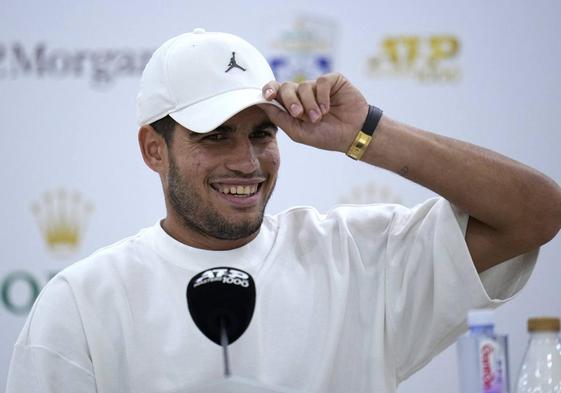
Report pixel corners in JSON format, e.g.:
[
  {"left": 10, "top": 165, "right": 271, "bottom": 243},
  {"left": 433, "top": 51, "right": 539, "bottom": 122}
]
[{"left": 169, "top": 88, "right": 286, "bottom": 133}]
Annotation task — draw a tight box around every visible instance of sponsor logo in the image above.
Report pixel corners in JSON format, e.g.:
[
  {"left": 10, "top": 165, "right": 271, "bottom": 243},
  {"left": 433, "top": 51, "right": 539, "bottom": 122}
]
[
  {"left": 225, "top": 52, "right": 246, "bottom": 72},
  {"left": 268, "top": 15, "right": 336, "bottom": 82},
  {"left": 2, "top": 189, "right": 94, "bottom": 316},
  {"left": 0, "top": 42, "right": 153, "bottom": 88},
  {"left": 338, "top": 181, "right": 403, "bottom": 205},
  {"left": 1, "top": 270, "right": 58, "bottom": 315},
  {"left": 368, "top": 34, "right": 461, "bottom": 83},
  {"left": 194, "top": 268, "right": 250, "bottom": 288},
  {"left": 31, "top": 189, "right": 94, "bottom": 256},
  {"left": 481, "top": 343, "right": 496, "bottom": 390}
]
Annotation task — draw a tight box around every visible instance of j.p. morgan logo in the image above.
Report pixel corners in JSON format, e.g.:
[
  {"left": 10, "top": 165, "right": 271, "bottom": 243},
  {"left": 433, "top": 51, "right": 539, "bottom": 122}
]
[
  {"left": 0, "top": 42, "right": 153, "bottom": 88},
  {"left": 194, "top": 268, "right": 250, "bottom": 288}
]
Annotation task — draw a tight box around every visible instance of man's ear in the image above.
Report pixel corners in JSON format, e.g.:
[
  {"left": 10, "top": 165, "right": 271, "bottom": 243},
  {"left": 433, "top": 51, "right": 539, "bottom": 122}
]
[{"left": 138, "top": 125, "right": 168, "bottom": 174}]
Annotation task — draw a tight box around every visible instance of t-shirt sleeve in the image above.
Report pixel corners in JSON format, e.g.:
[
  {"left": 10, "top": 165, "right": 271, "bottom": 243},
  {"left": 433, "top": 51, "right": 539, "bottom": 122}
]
[
  {"left": 5, "top": 275, "right": 97, "bottom": 393},
  {"left": 384, "top": 197, "right": 537, "bottom": 383}
]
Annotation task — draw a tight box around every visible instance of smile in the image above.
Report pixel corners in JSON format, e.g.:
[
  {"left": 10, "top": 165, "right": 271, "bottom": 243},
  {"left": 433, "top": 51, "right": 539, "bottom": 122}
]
[
  {"left": 209, "top": 180, "right": 264, "bottom": 202},
  {"left": 212, "top": 183, "right": 259, "bottom": 197}
]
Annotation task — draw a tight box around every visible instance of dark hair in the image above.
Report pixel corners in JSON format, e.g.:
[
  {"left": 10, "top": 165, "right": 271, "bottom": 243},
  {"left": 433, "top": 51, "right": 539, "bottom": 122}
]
[{"left": 150, "top": 115, "right": 177, "bottom": 145}]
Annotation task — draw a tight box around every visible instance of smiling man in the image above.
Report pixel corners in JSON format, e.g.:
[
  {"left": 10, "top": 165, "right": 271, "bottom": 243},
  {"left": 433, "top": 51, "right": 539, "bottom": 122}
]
[
  {"left": 143, "top": 109, "right": 280, "bottom": 250},
  {"left": 6, "top": 29, "right": 561, "bottom": 393}
]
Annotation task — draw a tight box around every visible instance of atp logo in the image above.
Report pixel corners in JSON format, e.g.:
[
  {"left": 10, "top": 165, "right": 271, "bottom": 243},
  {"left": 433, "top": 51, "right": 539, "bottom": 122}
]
[
  {"left": 368, "top": 34, "right": 461, "bottom": 83},
  {"left": 194, "top": 268, "right": 250, "bottom": 288}
]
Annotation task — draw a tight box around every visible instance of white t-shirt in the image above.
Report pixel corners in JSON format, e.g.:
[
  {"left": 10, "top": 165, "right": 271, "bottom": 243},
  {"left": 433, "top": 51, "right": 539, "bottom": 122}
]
[{"left": 6, "top": 198, "right": 537, "bottom": 393}]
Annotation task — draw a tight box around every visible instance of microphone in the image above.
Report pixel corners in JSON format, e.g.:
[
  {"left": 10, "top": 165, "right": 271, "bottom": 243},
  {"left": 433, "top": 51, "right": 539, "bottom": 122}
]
[{"left": 186, "top": 267, "right": 256, "bottom": 377}]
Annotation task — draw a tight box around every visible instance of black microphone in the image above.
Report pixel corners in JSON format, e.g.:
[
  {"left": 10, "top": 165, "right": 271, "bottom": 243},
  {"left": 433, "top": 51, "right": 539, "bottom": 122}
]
[{"left": 186, "top": 267, "right": 256, "bottom": 377}]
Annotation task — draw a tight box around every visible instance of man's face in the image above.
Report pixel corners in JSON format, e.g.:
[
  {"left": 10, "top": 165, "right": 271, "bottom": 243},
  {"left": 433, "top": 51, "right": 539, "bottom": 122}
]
[{"left": 164, "top": 106, "right": 280, "bottom": 242}]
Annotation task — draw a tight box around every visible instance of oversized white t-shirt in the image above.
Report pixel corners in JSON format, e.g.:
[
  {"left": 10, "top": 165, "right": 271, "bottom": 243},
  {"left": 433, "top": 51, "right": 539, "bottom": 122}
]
[{"left": 6, "top": 198, "right": 537, "bottom": 393}]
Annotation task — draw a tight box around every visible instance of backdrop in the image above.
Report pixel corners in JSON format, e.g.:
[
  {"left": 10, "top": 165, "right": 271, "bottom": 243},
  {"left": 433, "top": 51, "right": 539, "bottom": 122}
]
[{"left": 1, "top": 0, "right": 560, "bottom": 391}]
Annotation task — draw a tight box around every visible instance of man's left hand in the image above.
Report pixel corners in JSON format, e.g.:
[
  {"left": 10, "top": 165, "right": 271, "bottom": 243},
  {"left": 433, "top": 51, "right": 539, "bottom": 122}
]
[{"left": 260, "top": 73, "right": 370, "bottom": 152}]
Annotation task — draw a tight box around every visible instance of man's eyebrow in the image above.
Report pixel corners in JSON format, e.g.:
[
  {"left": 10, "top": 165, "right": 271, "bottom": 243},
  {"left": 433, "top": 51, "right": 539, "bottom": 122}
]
[
  {"left": 254, "top": 121, "right": 278, "bottom": 132},
  {"left": 213, "top": 125, "right": 235, "bottom": 133},
  {"left": 186, "top": 125, "right": 234, "bottom": 138},
  {"left": 186, "top": 121, "right": 276, "bottom": 138}
]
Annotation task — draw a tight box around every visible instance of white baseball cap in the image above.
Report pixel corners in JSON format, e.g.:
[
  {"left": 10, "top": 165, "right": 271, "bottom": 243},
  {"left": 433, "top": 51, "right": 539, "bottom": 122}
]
[{"left": 137, "top": 28, "right": 284, "bottom": 133}]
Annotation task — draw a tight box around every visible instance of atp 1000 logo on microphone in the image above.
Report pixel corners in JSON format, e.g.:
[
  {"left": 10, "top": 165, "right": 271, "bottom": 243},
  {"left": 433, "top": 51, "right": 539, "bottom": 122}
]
[
  {"left": 193, "top": 268, "right": 250, "bottom": 288},
  {"left": 187, "top": 267, "right": 256, "bottom": 347}
]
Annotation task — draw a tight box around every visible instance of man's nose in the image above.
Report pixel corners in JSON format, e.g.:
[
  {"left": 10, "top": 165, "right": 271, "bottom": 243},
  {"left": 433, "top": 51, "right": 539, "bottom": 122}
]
[{"left": 224, "top": 138, "right": 259, "bottom": 174}]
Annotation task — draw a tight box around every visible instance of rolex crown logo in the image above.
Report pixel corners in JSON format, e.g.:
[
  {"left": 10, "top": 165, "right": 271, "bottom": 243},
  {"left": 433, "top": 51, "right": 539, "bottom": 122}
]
[
  {"left": 31, "top": 189, "right": 94, "bottom": 255},
  {"left": 338, "top": 181, "right": 403, "bottom": 205}
]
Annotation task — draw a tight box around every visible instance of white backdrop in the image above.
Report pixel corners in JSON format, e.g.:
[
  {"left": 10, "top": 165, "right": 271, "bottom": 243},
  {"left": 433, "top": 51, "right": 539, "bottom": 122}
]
[{"left": 1, "top": 0, "right": 560, "bottom": 391}]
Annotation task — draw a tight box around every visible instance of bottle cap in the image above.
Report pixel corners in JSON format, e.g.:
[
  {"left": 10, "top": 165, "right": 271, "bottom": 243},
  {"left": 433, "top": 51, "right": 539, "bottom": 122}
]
[
  {"left": 528, "top": 317, "right": 560, "bottom": 332},
  {"left": 468, "top": 309, "right": 495, "bottom": 327}
]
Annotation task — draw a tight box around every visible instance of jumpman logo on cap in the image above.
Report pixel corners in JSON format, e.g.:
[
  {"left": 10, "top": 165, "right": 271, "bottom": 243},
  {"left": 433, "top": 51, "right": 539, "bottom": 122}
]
[{"left": 225, "top": 52, "right": 246, "bottom": 73}]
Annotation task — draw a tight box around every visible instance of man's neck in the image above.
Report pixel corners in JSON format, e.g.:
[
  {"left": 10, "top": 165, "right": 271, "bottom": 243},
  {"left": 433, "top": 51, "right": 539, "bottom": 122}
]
[{"left": 160, "top": 216, "right": 259, "bottom": 251}]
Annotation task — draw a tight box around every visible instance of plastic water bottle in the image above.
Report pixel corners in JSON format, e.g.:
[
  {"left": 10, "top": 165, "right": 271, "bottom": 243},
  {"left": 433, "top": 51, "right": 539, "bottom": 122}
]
[
  {"left": 457, "top": 309, "right": 510, "bottom": 393},
  {"left": 515, "top": 317, "right": 561, "bottom": 393}
]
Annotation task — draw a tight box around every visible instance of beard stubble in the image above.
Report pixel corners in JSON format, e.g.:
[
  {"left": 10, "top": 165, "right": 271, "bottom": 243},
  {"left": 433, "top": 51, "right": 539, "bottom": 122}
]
[{"left": 166, "top": 155, "right": 273, "bottom": 241}]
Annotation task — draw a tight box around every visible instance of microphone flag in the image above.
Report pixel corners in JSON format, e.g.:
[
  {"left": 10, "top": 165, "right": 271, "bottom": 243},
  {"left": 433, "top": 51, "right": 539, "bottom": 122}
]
[{"left": 186, "top": 267, "right": 256, "bottom": 345}]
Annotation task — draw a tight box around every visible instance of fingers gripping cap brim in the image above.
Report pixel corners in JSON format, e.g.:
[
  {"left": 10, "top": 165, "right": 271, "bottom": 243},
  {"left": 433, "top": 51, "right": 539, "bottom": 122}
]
[{"left": 169, "top": 88, "right": 285, "bottom": 133}]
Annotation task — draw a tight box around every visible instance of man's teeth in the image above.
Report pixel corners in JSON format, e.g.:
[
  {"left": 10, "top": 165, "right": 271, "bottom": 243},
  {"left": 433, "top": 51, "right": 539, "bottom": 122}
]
[{"left": 218, "top": 184, "right": 258, "bottom": 196}]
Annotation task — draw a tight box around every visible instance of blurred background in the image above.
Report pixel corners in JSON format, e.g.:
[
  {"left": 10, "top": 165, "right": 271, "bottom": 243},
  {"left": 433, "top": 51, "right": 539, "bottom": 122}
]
[{"left": 1, "top": 0, "right": 560, "bottom": 391}]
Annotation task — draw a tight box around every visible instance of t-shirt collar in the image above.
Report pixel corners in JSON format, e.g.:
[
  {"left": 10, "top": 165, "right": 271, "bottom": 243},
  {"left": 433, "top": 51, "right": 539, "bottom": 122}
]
[{"left": 149, "top": 217, "right": 278, "bottom": 271}]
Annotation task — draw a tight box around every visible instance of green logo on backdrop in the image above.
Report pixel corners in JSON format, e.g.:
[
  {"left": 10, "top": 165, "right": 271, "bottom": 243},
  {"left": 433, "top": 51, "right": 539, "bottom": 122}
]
[
  {"left": 2, "top": 189, "right": 94, "bottom": 316},
  {"left": 1, "top": 271, "right": 58, "bottom": 315}
]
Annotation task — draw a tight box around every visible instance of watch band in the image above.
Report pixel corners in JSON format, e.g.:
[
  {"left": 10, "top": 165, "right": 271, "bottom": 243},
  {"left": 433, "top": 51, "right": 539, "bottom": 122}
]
[{"left": 346, "top": 105, "right": 383, "bottom": 160}]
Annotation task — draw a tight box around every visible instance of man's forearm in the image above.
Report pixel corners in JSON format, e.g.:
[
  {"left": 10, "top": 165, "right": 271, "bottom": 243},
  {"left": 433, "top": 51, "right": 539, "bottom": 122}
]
[
  {"left": 259, "top": 73, "right": 561, "bottom": 270},
  {"left": 363, "top": 115, "right": 561, "bottom": 269}
]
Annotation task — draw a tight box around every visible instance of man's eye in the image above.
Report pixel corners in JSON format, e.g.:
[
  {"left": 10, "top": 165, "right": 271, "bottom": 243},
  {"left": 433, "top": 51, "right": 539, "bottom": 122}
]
[
  {"left": 204, "top": 133, "right": 226, "bottom": 141},
  {"left": 251, "top": 130, "right": 273, "bottom": 139}
]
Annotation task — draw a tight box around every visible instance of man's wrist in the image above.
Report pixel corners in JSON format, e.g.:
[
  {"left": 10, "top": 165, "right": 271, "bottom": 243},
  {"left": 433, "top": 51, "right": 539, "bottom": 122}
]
[{"left": 346, "top": 105, "right": 383, "bottom": 160}]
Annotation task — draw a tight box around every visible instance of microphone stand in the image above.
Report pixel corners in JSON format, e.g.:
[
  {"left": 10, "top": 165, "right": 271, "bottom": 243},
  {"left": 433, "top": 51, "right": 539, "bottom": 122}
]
[{"left": 219, "top": 317, "right": 231, "bottom": 377}]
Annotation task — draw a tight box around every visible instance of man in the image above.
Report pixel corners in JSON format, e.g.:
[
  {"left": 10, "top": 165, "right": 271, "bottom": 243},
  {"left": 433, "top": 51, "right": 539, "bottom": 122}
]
[{"left": 6, "top": 29, "right": 561, "bottom": 393}]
